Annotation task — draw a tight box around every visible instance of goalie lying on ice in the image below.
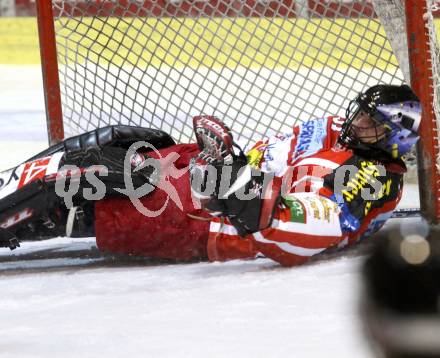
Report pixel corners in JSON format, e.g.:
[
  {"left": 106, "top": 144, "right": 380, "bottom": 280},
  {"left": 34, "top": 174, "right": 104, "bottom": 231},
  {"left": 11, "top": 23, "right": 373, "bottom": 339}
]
[{"left": 0, "top": 85, "right": 422, "bottom": 266}]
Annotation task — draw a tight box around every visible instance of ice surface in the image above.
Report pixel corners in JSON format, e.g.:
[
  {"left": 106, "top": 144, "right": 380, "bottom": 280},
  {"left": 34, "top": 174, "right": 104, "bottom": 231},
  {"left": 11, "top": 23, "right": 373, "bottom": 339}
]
[
  {"left": 0, "top": 65, "right": 422, "bottom": 358},
  {"left": 0, "top": 242, "right": 373, "bottom": 358}
]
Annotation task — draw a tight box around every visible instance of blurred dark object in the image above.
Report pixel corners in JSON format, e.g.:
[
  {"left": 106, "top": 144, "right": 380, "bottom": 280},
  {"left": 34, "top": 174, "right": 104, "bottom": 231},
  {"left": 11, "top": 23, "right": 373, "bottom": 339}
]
[{"left": 361, "top": 220, "right": 440, "bottom": 358}]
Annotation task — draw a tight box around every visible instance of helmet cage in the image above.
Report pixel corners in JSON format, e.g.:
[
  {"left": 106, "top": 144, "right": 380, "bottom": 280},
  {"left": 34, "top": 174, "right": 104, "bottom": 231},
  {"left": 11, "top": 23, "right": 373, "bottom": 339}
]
[
  {"left": 340, "top": 93, "right": 390, "bottom": 146},
  {"left": 340, "top": 85, "right": 421, "bottom": 158}
]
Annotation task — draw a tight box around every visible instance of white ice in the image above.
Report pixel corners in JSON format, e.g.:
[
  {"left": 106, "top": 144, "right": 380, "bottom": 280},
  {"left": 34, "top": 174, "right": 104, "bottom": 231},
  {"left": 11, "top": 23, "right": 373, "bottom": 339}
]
[{"left": 0, "top": 65, "right": 422, "bottom": 358}]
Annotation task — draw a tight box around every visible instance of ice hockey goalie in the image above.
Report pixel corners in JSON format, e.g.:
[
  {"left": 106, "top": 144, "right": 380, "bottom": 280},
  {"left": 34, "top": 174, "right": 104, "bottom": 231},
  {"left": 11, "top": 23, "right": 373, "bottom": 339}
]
[{"left": 0, "top": 84, "right": 422, "bottom": 267}]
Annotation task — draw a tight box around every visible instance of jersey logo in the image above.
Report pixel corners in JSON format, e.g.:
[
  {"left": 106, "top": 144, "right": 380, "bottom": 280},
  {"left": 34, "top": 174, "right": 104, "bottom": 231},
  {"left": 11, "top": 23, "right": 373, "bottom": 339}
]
[
  {"left": 246, "top": 141, "right": 267, "bottom": 168},
  {"left": 294, "top": 118, "right": 327, "bottom": 161},
  {"left": 283, "top": 195, "right": 306, "bottom": 223}
]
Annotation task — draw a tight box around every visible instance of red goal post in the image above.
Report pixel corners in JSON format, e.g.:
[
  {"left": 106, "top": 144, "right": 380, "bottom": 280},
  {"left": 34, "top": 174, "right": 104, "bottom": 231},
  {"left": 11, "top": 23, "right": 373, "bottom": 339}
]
[
  {"left": 35, "top": 0, "right": 440, "bottom": 222},
  {"left": 405, "top": 0, "right": 440, "bottom": 223},
  {"left": 36, "top": 0, "right": 64, "bottom": 144}
]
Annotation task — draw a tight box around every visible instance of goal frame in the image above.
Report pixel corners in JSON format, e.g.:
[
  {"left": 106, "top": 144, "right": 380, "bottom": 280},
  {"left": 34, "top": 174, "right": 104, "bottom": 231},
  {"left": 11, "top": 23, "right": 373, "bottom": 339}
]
[
  {"left": 36, "top": 0, "right": 64, "bottom": 144},
  {"left": 35, "top": 0, "right": 440, "bottom": 223},
  {"left": 404, "top": 0, "right": 440, "bottom": 223}
]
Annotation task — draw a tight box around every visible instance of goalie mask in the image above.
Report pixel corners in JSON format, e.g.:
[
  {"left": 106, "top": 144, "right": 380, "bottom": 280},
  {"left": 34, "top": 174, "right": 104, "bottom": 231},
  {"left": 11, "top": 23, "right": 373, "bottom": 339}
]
[{"left": 339, "top": 84, "right": 421, "bottom": 158}]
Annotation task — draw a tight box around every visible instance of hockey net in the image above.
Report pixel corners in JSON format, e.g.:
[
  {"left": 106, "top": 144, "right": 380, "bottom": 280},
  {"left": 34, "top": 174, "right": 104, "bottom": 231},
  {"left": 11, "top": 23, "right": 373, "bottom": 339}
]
[{"left": 36, "top": 0, "right": 440, "bottom": 220}]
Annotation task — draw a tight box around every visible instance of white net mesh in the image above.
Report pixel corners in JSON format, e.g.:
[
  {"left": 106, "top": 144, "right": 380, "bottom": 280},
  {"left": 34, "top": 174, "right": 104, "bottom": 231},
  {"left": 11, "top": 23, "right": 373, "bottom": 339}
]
[
  {"left": 51, "top": 0, "right": 405, "bottom": 147},
  {"left": 426, "top": 0, "right": 440, "bottom": 172}
]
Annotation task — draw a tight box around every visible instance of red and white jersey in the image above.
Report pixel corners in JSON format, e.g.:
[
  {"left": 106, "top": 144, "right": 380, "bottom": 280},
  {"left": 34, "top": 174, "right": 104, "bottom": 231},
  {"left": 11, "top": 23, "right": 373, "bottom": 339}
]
[{"left": 208, "top": 116, "right": 405, "bottom": 266}]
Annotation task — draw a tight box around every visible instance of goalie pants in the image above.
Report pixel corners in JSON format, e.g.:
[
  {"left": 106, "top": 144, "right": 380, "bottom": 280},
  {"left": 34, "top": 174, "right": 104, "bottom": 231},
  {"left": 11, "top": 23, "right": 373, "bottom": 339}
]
[
  {"left": 95, "top": 143, "right": 208, "bottom": 261},
  {"left": 94, "top": 143, "right": 257, "bottom": 262}
]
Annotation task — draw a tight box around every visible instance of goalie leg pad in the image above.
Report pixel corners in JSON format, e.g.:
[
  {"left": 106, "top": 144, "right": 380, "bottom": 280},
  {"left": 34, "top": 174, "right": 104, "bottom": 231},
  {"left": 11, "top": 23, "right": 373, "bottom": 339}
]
[
  {"left": 0, "top": 126, "right": 175, "bottom": 249},
  {"left": 26, "top": 125, "right": 175, "bottom": 162}
]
